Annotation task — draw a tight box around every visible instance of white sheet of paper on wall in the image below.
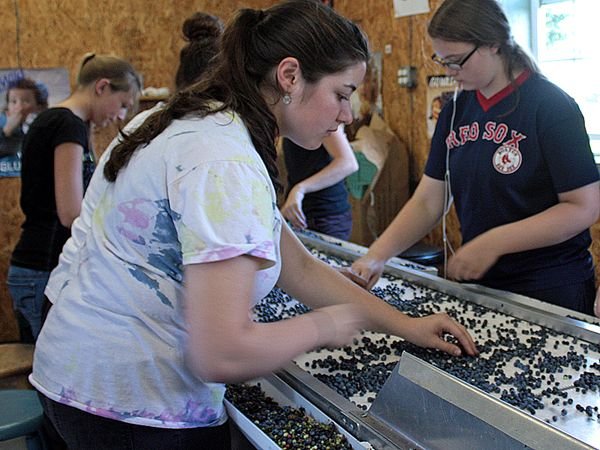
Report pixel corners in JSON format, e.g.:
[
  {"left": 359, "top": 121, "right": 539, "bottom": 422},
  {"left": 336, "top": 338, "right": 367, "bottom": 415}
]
[{"left": 393, "top": 0, "right": 429, "bottom": 18}]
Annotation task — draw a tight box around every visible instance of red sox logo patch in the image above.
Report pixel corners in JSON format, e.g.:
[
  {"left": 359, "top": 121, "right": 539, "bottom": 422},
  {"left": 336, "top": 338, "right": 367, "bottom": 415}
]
[{"left": 493, "top": 145, "right": 522, "bottom": 174}]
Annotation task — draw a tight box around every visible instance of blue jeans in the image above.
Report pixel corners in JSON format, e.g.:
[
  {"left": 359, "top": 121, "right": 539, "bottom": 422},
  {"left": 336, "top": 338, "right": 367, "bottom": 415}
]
[
  {"left": 39, "top": 394, "right": 231, "bottom": 450},
  {"left": 7, "top": 265, "right": 50, "bottom": 341}
]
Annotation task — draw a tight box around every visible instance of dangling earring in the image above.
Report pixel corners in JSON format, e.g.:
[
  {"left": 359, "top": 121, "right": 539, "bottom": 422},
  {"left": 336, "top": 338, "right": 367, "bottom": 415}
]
[{"left": 282, "top": 93, "right": 292, "bottom": 105}]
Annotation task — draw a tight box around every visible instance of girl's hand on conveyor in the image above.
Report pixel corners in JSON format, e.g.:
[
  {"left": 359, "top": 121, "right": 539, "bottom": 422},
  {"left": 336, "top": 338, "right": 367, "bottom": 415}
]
[
  {"left": 404, "top": 314, "right": 479, "bottom": 357},
  {"left": 348, "top": 255, "right": 385, "bottom": 290},
  {"left": 280, "top": 187, "right": 307, "bottom": 230}
]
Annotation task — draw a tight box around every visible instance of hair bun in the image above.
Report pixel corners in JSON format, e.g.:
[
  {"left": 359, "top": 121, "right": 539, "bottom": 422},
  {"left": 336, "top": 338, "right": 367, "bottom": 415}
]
[{"left": 182, "top": 12, "right": 224, "bottom": 41}]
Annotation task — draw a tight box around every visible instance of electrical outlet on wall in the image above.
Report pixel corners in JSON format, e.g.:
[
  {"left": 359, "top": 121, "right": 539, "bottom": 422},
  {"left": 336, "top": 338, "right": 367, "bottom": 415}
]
[{"left": 397, "top": 66, "right": 417, "bottom": 88}]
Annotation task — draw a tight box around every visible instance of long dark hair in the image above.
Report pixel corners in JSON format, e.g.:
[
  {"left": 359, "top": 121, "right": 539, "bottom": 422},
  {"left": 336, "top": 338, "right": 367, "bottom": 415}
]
[
  {"left": 428, "top": 0, "right": 539, "bottom": 85},
  {"left": 104, "top": 0, "right": 369, "bottom": 190}
]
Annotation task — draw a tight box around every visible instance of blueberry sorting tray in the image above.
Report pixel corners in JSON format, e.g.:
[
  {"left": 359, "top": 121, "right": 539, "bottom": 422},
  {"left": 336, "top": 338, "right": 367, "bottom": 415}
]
[
  {"left": 225, "top": 374, "right": 372, "bottom": 450},
  {"left": 259, "top": 233, "right": 600, "bottom": 450}
]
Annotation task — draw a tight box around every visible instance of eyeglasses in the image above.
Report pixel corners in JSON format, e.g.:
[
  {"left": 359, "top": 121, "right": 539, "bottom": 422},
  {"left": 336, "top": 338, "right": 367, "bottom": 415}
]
[{"left": 431, "top": 46, "right": 478, "bottom": 71}]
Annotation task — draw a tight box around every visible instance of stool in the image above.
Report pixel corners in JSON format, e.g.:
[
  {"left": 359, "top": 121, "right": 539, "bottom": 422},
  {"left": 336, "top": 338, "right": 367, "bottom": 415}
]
[
  {"left": 0, "top": 390, "right": 44, "bottom": 450},
  {"left": 399, "top": 241, "right": 444, "bottom": 266}
]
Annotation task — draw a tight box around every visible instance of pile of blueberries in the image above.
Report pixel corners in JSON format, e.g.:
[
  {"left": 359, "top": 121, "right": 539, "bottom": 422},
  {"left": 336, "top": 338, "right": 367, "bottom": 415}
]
[
  {"left": 252, "top": 247, "right": 600, "bottom": 424},
  {"left": 225, "top": 383, "right": 353, "bottom": 450}
]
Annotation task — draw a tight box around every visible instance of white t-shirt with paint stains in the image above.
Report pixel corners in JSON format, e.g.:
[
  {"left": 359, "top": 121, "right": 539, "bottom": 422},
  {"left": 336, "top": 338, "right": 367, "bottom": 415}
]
[{"left": 30, "top": 109, "right": 282, "bottom": 428}]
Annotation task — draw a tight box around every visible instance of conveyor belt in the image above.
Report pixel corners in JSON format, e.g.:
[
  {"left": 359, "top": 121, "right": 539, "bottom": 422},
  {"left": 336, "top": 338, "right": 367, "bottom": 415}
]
[{"left": 250, "top": 233, "right": 600, "bottom": 449}]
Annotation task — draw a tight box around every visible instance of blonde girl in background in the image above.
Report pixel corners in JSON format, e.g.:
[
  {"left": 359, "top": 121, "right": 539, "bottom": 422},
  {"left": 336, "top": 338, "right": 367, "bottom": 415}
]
[{"left": 7, "top": 53, "right": 141, "bottom": 342}]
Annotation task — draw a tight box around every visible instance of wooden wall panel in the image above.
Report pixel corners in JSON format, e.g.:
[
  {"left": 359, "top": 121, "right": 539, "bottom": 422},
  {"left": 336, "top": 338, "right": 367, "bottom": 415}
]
[
  {"left": 4, "top": 0, "right": 276, "bottom": 89},
  {"left": 0, "top": 179, "right": 22, "bottom": 342}
]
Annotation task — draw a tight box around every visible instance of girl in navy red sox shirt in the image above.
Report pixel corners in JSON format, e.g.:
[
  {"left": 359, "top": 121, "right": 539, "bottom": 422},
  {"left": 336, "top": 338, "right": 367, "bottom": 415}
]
[{"left": 350, "top": 0, "right": 600, "bottom": 315}]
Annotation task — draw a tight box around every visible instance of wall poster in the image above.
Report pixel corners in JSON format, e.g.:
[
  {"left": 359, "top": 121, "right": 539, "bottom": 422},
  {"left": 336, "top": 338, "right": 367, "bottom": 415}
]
[
  {"left": 426, "top": 75, "right": 456, "bottom": 138},
  {"left": 0, "top": 68, "right": 70, "bottom": 110},
  {"left": 0, "top": 68, "right": 70, "bottom": 177}
]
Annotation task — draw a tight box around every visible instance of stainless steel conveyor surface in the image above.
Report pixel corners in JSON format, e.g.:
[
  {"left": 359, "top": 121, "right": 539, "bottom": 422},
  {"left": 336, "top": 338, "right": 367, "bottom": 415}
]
[{"left": 249, "top": 233, "right": 600, "bottom": 449}]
